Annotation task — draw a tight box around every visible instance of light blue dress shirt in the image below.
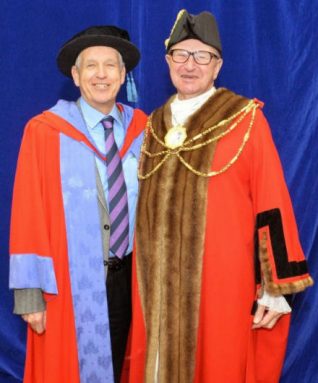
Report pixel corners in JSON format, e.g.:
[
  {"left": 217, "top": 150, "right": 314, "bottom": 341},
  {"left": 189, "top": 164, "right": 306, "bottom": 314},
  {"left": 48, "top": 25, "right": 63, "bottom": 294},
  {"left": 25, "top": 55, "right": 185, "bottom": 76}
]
[{"left": 79, "top": 97, "right": 139, "bottom": 255}]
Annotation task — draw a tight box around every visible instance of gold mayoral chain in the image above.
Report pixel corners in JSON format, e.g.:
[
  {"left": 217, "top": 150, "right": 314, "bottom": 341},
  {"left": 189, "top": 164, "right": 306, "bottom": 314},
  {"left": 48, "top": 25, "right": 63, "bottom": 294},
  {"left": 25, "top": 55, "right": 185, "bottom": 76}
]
[{"left": 138, "top": 100, "right": 259, "bottom": 179}]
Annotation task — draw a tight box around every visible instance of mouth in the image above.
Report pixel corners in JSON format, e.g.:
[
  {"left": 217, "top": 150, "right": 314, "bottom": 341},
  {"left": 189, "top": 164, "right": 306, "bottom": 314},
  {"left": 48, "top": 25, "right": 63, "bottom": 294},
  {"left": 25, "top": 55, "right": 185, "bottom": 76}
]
[
  {"left": 181, "top": 74, "right": 198, "bottom": 80},
  {"left": 94, "top": 83, "right": 110, "bottom": 89}
]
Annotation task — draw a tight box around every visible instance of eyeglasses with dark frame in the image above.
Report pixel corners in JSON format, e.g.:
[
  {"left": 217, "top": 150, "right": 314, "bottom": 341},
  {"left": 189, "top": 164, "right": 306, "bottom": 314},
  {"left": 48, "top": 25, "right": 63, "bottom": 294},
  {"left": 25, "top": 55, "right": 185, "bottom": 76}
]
[{"left": 169, "top": 49, "right": 221, "bottom": 65}]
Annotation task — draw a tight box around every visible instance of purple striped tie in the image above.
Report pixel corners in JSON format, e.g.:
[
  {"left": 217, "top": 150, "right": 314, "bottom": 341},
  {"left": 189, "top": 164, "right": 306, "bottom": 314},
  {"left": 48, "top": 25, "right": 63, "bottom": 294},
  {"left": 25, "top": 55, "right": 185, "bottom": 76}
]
[{"left": 102, "top": 116, "right": 129, "bottom": 259}]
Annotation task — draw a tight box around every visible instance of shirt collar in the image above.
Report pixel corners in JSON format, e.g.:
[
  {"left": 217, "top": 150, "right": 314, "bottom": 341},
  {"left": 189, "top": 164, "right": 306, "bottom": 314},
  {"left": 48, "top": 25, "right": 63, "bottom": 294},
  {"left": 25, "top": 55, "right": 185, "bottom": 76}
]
[
  {"left": 171, "top": 87, "right": 216, "bottom": 126},
  {"left": 79, "top": 97, "right": 123, "bottom": 130}
]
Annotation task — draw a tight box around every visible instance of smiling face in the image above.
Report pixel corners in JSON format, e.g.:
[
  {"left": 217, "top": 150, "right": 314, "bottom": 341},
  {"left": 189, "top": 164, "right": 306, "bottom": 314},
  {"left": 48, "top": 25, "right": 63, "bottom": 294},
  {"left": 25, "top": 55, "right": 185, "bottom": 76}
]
[
  {"left": 71, "top": 46, "right": 126, "bottom": 114},
  {"left": 165, "top": 39, "right": 223, "bottom": 100}
]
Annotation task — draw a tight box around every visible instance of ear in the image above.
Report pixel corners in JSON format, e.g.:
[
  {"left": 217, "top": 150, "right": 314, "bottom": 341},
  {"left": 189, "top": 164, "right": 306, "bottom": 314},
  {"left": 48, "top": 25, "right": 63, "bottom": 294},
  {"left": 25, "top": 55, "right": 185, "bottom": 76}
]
[
  {"left": 165, "top": 54, "right": 173, "bottom": 70},
  {"left": 120, "top": 66, "right": 126, "bottom": 85},
  {"left": 165, "top": 54, "right": 171, "bottom": 65},
  {"left": 71, "top": 65, "right": 80, "bottom": 87},
  {"left": 213, "top": 58, "right": 223, "bottom": 81}
]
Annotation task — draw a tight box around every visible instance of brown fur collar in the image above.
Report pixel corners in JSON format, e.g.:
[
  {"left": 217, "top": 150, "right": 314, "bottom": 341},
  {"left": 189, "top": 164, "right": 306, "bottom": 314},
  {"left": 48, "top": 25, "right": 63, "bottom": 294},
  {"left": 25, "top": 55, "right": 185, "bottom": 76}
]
[{"left": 136, "top": 88, "right": 250, "bottom": 382}]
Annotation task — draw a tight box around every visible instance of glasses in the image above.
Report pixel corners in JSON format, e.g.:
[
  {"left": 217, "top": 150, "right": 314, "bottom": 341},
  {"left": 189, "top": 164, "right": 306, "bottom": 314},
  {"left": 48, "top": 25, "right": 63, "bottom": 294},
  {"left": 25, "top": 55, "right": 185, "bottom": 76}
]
[{"left": 169, "top": 49, "right": 220, "bottom": 65}]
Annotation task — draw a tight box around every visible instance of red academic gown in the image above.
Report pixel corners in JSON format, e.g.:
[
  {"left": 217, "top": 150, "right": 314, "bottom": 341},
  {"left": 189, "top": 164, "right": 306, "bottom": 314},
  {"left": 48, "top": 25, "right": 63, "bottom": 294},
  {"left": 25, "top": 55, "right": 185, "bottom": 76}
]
[
  {"left": 10, "top": 106, "right": 147, "bottom": 383},
  {"left": 127, "top": 90, "right": 312, "bottom": 383}
]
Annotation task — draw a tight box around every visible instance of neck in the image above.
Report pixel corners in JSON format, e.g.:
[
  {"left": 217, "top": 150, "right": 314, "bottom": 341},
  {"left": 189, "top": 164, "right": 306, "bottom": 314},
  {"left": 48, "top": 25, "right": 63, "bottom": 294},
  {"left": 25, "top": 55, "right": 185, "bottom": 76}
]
[
  {"left": 177, "top": 85, "right": 215, "bottom": 101},
  {"left": 81, "top": 97, "right": 115, "bottom": 116}
]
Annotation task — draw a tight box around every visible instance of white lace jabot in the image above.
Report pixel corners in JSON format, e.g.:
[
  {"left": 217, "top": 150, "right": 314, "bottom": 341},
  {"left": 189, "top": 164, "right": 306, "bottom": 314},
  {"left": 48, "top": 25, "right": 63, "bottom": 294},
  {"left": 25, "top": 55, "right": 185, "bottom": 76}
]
[{"left": 171, "top": 87, "right": 216, "bottom": 126}]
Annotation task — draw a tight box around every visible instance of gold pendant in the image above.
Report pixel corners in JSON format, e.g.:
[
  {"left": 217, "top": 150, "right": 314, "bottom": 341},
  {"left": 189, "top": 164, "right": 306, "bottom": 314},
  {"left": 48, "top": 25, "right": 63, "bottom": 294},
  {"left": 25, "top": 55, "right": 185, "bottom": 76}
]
[{"left": 164, "top": 125, "right": 187, "bottom": 149}]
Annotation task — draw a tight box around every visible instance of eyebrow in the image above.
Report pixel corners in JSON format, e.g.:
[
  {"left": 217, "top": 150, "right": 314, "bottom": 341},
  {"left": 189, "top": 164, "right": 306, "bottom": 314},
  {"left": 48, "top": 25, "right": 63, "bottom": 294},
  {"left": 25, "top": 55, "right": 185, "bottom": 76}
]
[{"left": 84, "top": 58, "right": 118, "bottom": 64}]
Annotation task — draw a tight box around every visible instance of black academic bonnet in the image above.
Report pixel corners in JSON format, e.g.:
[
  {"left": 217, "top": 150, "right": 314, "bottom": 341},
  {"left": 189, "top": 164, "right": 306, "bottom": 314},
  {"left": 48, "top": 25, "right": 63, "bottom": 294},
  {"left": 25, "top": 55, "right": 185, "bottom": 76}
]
[
  {"left": 57, "top": 25, "right": 140, "bottom": 77},
  {"left": 165, "top": 9, "right": 222, "bottom": 56}
]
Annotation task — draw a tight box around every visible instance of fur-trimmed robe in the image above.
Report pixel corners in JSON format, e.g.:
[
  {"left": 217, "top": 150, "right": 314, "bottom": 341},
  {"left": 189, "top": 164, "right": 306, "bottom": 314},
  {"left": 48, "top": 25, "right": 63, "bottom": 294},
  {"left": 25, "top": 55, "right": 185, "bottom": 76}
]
[{"left": 127, "top": 89, "right": 312, "bottom": 383}]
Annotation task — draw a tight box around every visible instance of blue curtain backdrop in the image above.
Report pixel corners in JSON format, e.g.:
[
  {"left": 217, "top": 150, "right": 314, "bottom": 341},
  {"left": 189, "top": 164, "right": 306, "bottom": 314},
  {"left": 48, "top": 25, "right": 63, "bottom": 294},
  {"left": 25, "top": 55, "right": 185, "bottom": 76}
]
[{"left": 1, "top": 1, "right": 317, "bottom": 382}]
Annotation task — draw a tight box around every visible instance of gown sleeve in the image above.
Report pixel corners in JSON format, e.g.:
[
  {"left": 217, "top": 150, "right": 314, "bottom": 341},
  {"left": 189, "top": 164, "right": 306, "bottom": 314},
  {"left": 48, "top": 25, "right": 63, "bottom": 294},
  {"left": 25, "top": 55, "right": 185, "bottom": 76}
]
[
  {"left": 9, "top": 118, "right": 58, "bottom": 295},
  {"left": 250, "top": 109, "right": 313, "bottom": 296}
]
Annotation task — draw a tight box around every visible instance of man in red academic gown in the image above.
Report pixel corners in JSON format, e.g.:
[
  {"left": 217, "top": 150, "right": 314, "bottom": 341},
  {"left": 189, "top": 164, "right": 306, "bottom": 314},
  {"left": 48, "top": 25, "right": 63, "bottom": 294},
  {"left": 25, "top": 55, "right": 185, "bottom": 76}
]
[{"left": 9, "top": 26, "right": 147, "bottom": 383}]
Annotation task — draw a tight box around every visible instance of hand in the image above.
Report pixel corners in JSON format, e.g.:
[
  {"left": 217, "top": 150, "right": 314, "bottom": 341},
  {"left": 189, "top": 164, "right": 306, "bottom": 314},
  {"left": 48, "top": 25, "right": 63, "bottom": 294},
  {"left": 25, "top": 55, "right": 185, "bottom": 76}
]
[
  {"left": 252, "top": 304, "right": 283, "bottom": 329},
  {"left": 22, "top": 311, "right": 47, "bottom": 334}
]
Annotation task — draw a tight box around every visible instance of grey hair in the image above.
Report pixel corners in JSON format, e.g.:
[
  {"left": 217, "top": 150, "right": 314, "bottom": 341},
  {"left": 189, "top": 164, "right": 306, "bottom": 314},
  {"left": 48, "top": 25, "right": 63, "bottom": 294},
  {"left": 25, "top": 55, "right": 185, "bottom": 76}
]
[{"left": 74, "top": 49, "right": 125, "bottom": 69}]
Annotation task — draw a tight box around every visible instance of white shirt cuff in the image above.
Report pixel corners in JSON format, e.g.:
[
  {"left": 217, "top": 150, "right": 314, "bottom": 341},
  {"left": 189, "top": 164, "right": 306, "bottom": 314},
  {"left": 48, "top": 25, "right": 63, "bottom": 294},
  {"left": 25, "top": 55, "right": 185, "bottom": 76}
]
[{"left": 257, "top": 291, "right": 292, "bottom": 313}]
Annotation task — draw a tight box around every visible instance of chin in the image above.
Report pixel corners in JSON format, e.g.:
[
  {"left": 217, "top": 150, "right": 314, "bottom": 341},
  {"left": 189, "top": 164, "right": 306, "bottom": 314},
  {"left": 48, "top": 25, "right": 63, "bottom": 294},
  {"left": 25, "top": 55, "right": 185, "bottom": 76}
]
[{"left": 180, "top": 89, "right": 200, "bottom": 99}]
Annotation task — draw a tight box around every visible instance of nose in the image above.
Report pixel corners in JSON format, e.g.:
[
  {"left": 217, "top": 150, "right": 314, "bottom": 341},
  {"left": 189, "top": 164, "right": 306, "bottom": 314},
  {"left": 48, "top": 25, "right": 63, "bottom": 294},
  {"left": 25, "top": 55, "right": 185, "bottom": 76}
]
[
  {"left": 96, "top": 64, "right": 107, "bottom": 78},
  {"left": 184, "top": 55, "right": 196, "bottom": 70}
]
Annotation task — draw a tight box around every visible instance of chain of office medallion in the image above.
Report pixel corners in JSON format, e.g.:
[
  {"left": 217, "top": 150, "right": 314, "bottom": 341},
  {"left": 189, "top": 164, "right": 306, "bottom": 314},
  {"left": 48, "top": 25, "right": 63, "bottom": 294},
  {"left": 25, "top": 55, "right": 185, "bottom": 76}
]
[{"left": 138, "top": 101, "right": 258, "bottom": 179}]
